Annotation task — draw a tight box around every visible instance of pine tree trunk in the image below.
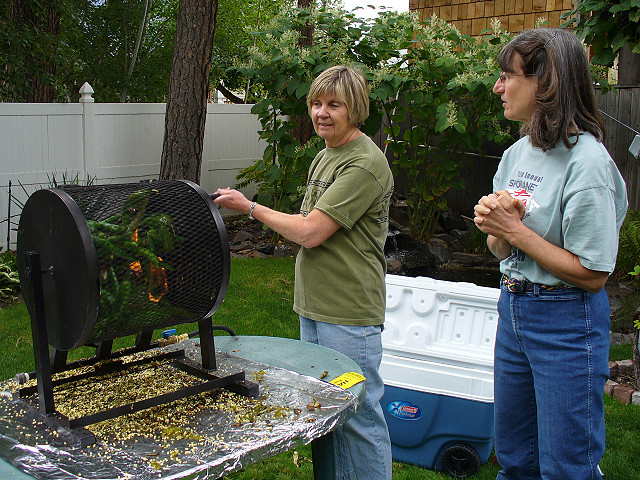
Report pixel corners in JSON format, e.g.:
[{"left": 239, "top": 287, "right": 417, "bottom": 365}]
[
  {"left": 160, "top": 0, "right": 219, "bottom": 183},
  {"left": 10, "top": 0, "right": 60, "bottom": 102}
]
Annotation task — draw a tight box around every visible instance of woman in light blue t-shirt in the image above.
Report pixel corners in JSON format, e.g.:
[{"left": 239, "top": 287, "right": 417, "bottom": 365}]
[{"left": 474, "top": 29, "right": 627, "bottom": 480}]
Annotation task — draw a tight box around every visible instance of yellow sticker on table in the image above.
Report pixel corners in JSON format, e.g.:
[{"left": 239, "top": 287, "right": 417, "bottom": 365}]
[{"left": 330, "top": 372, "right": 366, "bottom": 389}]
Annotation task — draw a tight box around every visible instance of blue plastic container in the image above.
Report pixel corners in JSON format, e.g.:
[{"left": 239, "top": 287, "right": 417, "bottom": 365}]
[
  {"left": 382, "top": 385, "right": 494, "bottom": 475},
  {"left": 381, "top": 274, "right": 500, "bottom": 477}
]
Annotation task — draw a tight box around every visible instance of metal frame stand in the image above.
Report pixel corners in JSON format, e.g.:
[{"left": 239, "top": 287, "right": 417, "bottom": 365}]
[{"left": 14, "top": 250, "right": 258, "bottom": 447}]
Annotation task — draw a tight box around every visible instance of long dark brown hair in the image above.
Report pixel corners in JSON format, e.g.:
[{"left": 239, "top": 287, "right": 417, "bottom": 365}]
[{"left": 498, "top": 28, "right": 605, "bottom": 151}]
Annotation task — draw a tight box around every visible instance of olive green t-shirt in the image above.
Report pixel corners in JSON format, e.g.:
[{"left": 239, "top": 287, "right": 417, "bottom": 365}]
[{"left": 293, "top": 135, "right": 393, "bottom": 326}]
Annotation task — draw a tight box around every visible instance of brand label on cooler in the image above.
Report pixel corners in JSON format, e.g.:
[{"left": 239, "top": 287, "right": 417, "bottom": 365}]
[{"left": 387, "top": 400, "right": 422, "bottom": 420}]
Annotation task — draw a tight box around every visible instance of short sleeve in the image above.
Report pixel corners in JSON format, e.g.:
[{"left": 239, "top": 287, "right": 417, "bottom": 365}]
[{"left": 562, "top": 185, "right": 619, "bottom": 272}]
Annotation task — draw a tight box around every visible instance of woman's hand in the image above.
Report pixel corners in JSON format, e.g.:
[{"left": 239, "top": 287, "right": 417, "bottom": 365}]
[
  {"left": 474, "top": 191, "right": 523, "bottom": 260},
  {"left": 213, "top": 187, "right": 340, "bottom": 249},
  {"left": 474, "top": 190, "right": 608, "bottom": 292},
  {"left": 474, "top": 190, "right": 524, "bottom": 238},
  {"left": 213, "top": 187, "right": 253, "bottom": 215}
]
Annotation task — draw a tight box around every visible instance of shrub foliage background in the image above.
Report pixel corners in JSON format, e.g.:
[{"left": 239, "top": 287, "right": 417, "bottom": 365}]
[{"left": 235, "top": 7, "right": 515, "bottom": 242}]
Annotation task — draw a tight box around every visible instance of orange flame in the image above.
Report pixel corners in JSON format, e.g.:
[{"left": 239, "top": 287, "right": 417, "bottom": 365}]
[
  {"left": 129, "top": 261, "right": 143, "bottom": 277},
  {"left": 148, "top": 257, "right": 168, "bottom": 303},
  {"left": 127, "top": 229, "right": 168, "bottom": 302}
]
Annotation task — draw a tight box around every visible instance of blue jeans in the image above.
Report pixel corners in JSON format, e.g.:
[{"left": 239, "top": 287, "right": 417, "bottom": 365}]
[
  {"left": 299, "top": 316, "right": 392, "bottom": 480},
  {"left": 494, "top": 286, "right": 610, "bottom": 480}
]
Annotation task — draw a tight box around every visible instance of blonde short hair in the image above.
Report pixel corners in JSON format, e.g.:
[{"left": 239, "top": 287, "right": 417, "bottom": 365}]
[{"left": 307, "top": 65, "right": 370, "bottom": 126}]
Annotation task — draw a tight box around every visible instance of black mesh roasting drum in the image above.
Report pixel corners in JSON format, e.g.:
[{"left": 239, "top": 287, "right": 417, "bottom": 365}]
[{"left": 17, "top": 180, "right": 230, "bottom": 352}]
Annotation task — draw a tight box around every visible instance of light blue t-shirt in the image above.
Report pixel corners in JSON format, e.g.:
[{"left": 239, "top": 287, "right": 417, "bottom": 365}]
[{"left": 493, "top": 132, "right": 628, "bottom": 285}]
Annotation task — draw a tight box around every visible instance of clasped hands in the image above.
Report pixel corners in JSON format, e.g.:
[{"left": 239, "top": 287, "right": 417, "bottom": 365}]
[{"left": 473, "top": 189, "right": 525, "bottom": 239}]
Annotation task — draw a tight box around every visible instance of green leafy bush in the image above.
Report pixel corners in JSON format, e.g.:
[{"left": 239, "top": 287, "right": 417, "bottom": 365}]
[
  {"left": 617, "top": 209, "right": 640, "bottom": 284},
  {"left": 617, "top": 209, "right": 640, "bottom": 325},
  {"left": 235, "top": 7, "right": 415, "bottom": 217},
  {"left": 562, "top": 0, "right": 640, "bottom": 67},
  {"left": 236, "top": 7, "right": 514, "bottom": 242},
  {"left": 615, "top": 208, "right": 640, "bottom": 389},
  {"left": 378, "top": 16, "right": 514, "bottom": 240},
  {"left": 0, "top": 250, "right": 20, "bottom": 304}
]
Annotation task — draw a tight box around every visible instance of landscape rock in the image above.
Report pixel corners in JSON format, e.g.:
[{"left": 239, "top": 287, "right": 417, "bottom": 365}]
[
  {"left": 386, "top": 258, "right": 403, "bottom": 274},
  {"left": 450, "top": 229, "right": 471, "bottom": 246},
  {"left": 610, "top": 332, "right": 633, "bottom": 346},
  {"left": 449, "top": 239, "right": 465, "bottom": 253},
  {"left": 256, "top": 242, "right": 276, "bottom": 255},
  {"left": 274, "top": 244, "right": 299, "bottom": 258},
  {"left": 618, "top": 359, "right": 635, "bottom": 377},
  {"left": 395, "top": 249, "right": 437, "bottom": 271},
  {"left": 432, "top": 233, "right": 453, "bottom": 246},
  {"left": 229, "top": 240, "right": 254, "bottom": 252},
  {"left": 439, "top": 210, "right": 467, "bottom": 232},
  {"left": 428, "top": 243, "right": 451, "bottom": 265},
  {"left": 604, "top": 380, "right": 618, "bottom": 396},
  {"left": 231, "top": 230, "right": 254, "bottom": 244},
  {"left": 613, "top": 384, "right": 635, "bottom": 404},
  {"left": 429, "top": 237, "right": 449, "bottom": 249}
]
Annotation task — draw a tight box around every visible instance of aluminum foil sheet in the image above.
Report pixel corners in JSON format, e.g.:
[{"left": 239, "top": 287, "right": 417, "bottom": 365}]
[{"left": 0, "top": 339, "right": 359, "bottom": 479}]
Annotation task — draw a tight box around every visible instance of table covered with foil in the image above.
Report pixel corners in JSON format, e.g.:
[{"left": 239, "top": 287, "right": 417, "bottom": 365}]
[{"left": 0, "top": 338, "right": 359, "bottom": 479}]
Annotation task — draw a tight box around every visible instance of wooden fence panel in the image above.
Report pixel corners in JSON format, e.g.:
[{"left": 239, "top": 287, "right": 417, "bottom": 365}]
[
  {"left": 596, "top": 86, "right": 640, "bottom": 211},
  {"left": 446, "top": 154, "right": 501, "bottom": 218}
]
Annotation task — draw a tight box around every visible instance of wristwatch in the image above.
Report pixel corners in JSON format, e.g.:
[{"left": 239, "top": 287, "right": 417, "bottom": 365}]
[{"left": 248, "top": 201, "right": 257, "bottom": 220}]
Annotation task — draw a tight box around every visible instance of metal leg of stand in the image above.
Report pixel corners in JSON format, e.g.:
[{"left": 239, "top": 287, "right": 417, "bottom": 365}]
[
  {"left": 198, "top": 319, "right": 217, "bottom": 370},
  {"left": 135, "top": 331, "right": 153, "bottom": 351},
  {"left": 311, "top": 431, "right": 336, "bottom": 480},
  {"left": 50, "top": 348, "right": 68, "bottom": 373},
  {"left": 95, "top": 340, "right": 113, "bottom": 361},
  {"left": 24, "top": 252, "right": 56, "bottom": 415}
]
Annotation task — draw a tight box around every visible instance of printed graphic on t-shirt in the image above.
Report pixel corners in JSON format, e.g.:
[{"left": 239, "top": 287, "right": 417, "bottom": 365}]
[
  {"left": 508, "top": 170, "right": 543, "bottom": 193},
  {"left": 507, "top": 188, "right": 540, "bottom": 219},
  {"left": 506, "top": 247, "right": 526, "bottom": 269},
  {"left": 372, "top": 189, "right": 393, "bottom": 224},
  {"left": 504, "top": 170, "right": 543, "bottom": 267},
  {"left": 301, "top": 179, "right": 331, "bottom": 216},
  {"left": 506, "top": 169, "right": 542, "bottom": 219}
]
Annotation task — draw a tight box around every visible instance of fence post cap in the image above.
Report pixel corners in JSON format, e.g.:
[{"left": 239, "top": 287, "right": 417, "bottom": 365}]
[{"left": 79, "top": 83, "right": 94, "bottom": 103}]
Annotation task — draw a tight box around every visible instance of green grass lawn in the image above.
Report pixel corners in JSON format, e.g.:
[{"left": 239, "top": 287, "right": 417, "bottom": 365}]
[{"left": 1, "top": 257, "right": 639, "bottom": 479}]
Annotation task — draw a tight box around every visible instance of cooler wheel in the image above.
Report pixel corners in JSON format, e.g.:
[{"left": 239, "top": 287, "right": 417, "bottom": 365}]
[{"left": 440, "top": 443, "right": 480, "bottom": 478}]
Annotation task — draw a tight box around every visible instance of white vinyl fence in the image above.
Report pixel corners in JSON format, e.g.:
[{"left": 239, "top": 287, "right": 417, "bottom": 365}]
[{"left": 0, "top": 83, "right": 265, "bottom": 250}]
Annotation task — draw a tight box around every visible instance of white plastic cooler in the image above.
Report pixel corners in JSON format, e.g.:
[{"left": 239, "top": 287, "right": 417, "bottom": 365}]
[{"left": 380, "top": 274, "right": 500, "bottom": 477}]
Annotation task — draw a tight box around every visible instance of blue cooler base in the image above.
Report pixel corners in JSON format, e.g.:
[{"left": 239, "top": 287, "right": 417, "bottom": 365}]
[{"left": 382, "top": 385, "right": 494, "bottom": 475}]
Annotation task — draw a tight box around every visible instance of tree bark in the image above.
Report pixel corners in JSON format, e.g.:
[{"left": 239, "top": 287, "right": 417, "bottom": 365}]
[
  {"left": 10, "top": 0, "right": 60, "bottom": 102},
  {"left": 160, "top": 0, "right": 219, "bottom": 183}
]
